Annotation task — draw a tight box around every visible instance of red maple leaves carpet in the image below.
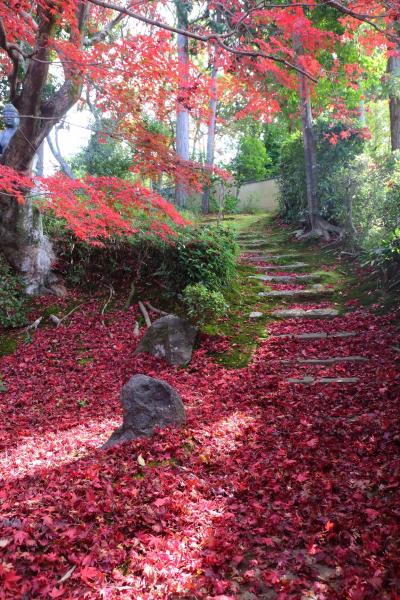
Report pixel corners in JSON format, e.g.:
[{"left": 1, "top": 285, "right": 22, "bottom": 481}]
[{"left": 0, "top": 296, "right": 399, "bottom": 599}]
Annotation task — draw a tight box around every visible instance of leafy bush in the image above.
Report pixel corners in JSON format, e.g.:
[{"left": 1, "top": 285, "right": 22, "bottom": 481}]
[
  {"left": 0, "top": 256, "right": 28, "bottom": 328},
  {"left": 156, "top": 226, "right": 237, "bottom": 294},
  {"left": 181, "top": 283, "right": 228, "bottom": 325},
  {"left": 48, "top": 220, "right": 238, "bottom": 299},
  {"left": 209, "top": 191, "right": 239, "bottom": 214}
]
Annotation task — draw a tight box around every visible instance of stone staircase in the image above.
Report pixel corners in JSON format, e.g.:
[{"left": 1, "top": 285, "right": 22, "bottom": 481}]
[{"left": 238, "top": 228, "right": 368, "bottom": 386}]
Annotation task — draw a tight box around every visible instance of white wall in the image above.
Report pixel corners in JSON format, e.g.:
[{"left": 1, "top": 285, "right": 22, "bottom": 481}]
[{"left": 188, "top": 179, "right": 280, "bottom": 213}]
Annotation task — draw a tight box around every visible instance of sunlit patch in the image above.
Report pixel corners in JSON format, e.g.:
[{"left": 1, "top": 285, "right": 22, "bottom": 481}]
[{"left": 0, "top": 417, "right": 119, "bottom": 481}]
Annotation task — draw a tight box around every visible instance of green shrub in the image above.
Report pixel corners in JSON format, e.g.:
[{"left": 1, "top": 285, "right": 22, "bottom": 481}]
[
  {"left": 47, "top": 220, "right": 238, "bottom": 298},
  {"left": 181, "top": 283, "right": 228, "bottom": 325},
  {"left": 154, "top": 226, "right": 238, "bottom": 294},
  {"left": 0, "top": 256, "right": 28, "bottom": 328},
  {"left": 209, "top": 191, "right": 239, "bottom": 214}
]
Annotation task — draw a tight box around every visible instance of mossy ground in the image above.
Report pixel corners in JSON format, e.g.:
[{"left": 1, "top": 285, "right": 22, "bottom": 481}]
[{"left": 0, "top": 334, "right": 18, "bottom": 357}]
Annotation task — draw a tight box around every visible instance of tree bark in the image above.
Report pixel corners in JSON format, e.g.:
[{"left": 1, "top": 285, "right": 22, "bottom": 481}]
[
  {"left": 47, "top": 125, "right": 76, "bottom": 179},
  {"left": 0, "top": 2, "right": 89, "bottom": 294},
  {"left": 202, "top": 60, "right": 218, "bottom": 214},
  {"left": 388, "top": 53, "right": 400, "bottom": 151},
  {"left": 294, "top": 29, "right": 342, "bottom": 241},
  {"left": 298, "top": 70, "right": 319, "bottom": 231},
  {"left": 175, "top": 1, "right": 191, "bottom": 208},
  {"left": 35, "top": 142, "right": 45, "bottom": 177}
]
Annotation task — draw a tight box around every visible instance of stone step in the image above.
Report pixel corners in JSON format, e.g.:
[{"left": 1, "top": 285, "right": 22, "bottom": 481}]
[
  {"left": 274, "top": 331, "right": 358, "bottom": 340},
  {"left": 241, "top": 244, "right": 278, "bottom": 251},
  {"left": 245, "top": 254, "right": 301, "bottom": 261},
  {"left": 251, "top": 274, "right": 322, "bottom": 283},
  {"left": 287, "top": 377, "right": 359, "bottom": 385},
  {"left": 282, "top": 356, "right": 368, "bottom": 365},
  {"left": 259, "top": 288, "right": 334, "bottom": 298},
  {"left": 257, "top": 262, "right": 309, "bottom": 271},
  {"left": 272, "top": 308, "right": 339, "bottom": 318}
]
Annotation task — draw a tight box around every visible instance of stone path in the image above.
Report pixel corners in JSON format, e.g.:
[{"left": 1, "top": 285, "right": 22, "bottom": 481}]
[{"left": 238, "top": 228, "right": 369, "bottom": 386}]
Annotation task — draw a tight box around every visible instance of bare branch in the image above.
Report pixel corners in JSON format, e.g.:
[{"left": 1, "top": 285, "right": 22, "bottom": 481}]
[{"left": 138, "top": 300, "right": 152, "bottom": 327}]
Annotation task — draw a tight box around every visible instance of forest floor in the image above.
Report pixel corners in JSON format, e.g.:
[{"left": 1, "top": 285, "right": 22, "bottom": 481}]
[{"left": 0, "top": 215, "right": 399, "bottom": 599}]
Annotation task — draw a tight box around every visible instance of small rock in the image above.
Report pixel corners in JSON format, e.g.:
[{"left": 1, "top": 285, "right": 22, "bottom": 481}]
[
  {"left": 135, "top": 314, "right": 197, "bottom": 366},
  {"left": 249, "top": 311, "right": 263, "bottom": 318},
  {"left": 103, "top": 374, "right": 185, "bottom": 448}
]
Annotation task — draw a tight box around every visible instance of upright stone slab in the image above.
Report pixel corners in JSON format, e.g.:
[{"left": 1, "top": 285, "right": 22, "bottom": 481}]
[
  {"left": 103, "top": 374, "right": 185, "bottom": 448},
  {"left": 135, "top": 314, "right": 197, "bottom": 365}
]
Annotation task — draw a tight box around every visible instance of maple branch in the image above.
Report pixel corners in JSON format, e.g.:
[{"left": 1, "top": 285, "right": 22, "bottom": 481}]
[
  {"left": 323, "top": 0, "right": 400, "bottom": 42},
  {"left": 252, "top": 0, "right": 400, "bottom": 42},
  {"left": 85, "top": 0, "right": 318, "bottom": 82},
  {"left": 84, "top": 4, "right": 128, "bottom": 45}
]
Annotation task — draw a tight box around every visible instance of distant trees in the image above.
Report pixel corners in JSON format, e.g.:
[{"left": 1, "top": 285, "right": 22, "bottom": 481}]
[{"left": 233, "top": 136, "right": 270, "bottom": 184}]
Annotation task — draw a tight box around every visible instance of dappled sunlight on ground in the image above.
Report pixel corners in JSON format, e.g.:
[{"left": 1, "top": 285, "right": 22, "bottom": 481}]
[{"left": 0, "top": 416, "right": 119, "bottom": 481}]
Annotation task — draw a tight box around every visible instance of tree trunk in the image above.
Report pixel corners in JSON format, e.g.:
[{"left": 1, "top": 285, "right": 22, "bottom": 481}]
[
  {"left": 298, "top": 71, "right": 319, "bottom": 231},
  {"left": 295, "top": 30, "right": 341, "bottom": 241},
  {"left": 175, "top": 1, "right": 190, "bottom": 208},
  {"left": 0, "top": 192, "right": 55, "bottom": 295},
  {"left": 0, "top": 2, "right": 88, "bottom": 294},
  {"left": 47, "top": 125, "right": 76, "bottom": 179},
  {"left": 388, "top": 54, "right": 400, "bottom": 151},
  {"left": 202, "top": 61, "right": 218, "bottom": 214},
  {"left": 35, "top": 142, "right": 45, "bottom": 177}
]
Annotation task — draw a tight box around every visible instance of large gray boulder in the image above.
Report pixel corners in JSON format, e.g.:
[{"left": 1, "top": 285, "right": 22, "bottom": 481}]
[
  {"left": 103, "top": 374, "right": 185, "bottom": 448},
  {"left": 135, "top": 314, "right": 197, "bottom": 366}
]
